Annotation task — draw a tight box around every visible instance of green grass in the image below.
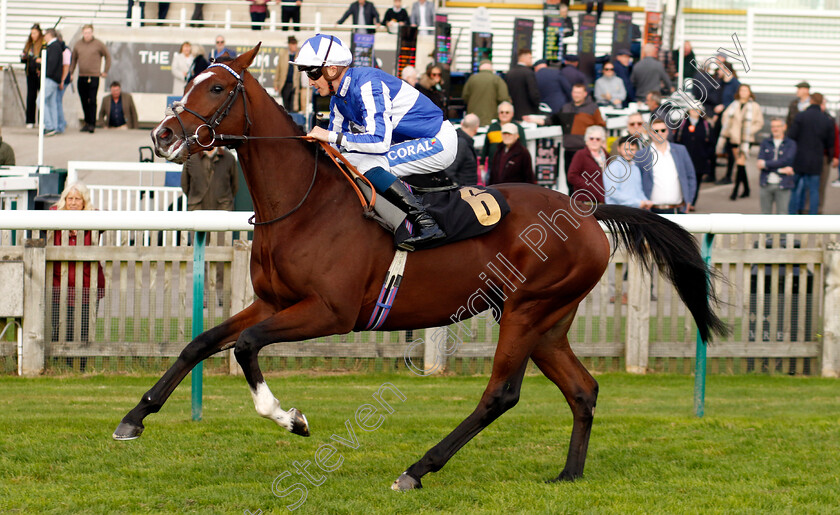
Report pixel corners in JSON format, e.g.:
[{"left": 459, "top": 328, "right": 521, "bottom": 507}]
[{"left": 1, "top": 373, "right": 838, "bottom": 514}]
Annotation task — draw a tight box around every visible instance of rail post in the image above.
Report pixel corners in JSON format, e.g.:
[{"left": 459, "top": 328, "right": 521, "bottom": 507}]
[
  {"left": 694, "top": 233, "right": 714, "bottom": 417},
  {"left": 191, "top": 231, "right": 206, "bottom": 421},
  {"left": 822, "top": 241, "right": 840, "bottom": 377}
]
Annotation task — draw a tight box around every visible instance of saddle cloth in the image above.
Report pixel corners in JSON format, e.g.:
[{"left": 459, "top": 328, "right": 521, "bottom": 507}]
[{"left": 357, "top": 179, "right": 511, "bottom": 250}]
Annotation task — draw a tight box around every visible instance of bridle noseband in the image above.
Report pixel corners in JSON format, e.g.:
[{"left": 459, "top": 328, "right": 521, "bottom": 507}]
[{"left": 167, "top": 62, "right": 252, "bottom": 151}]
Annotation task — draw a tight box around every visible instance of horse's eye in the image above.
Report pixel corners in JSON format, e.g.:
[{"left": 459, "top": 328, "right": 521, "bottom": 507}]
[{"left": 211, "top": 84, "right": 224, "bottom": 94}]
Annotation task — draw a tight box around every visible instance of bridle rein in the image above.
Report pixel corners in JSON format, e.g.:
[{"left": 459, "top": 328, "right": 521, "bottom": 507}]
[{"left": 166, "top": 62, "right": 374, "bottom": 225}]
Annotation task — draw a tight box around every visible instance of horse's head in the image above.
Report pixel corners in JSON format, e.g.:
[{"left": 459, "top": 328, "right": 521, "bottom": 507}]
[{"left": 152, "top": 43, "right": 262, "bottom": 163}]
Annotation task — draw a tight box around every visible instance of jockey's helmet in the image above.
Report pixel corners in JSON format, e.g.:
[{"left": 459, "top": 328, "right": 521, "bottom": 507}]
[{"left": 290, "top": 34, "right": 353, "bottom": 74}]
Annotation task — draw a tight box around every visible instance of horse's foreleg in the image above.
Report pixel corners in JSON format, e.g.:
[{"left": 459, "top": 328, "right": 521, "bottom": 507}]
[
  {"left": 113, "top": 301, "right": 272, "bottom": 440},
  {"left": 233, "top": 296, "right": 353, "bottom": 437},
  {"left": 530, "top": 332, "right": 598, "bottom": 482},
  {"left": 392, "top": 324, "right": 532, "bottom": 491}
]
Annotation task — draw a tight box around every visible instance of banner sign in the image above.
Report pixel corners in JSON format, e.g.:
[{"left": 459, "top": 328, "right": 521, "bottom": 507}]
[
  {"left": 434, "top": 15, "right": 452, "bottom": 65},
  {"left": 511, "top": 18, "right": 535, "bottom": 68},
  {"left": 351, "top": 33, "right": 375, "bottom": 68},
  {"left": 396, "top": 25, "right": 418, "bottom": 77},
  {"left": 611, "top": 12, "right": 633, "bottom": 58},
  {"left": 643, "top": 11, "right": 663, "bottom": 54},
  {"left": 577, "top": 14, "right": 598, "bottom": 85},
  {"left": 543, "top": 16, "right": 565, "bottom": 64},
  {"left": 471, "top": 32, "right": 493, "bottom": 73},
  {"left": 106, "top": 41, "right": 287, "bottom": 94}
]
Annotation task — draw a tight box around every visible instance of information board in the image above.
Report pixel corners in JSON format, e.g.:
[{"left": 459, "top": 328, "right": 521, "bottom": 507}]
[
  {"left": 471, "top": 32, "right": 493, "bottom": 73},
  {"left": 434, "top": 14, "right": 451, "bottom": 65},
  {"left": 611, "top": 12, "right": 633, "bottom": 58},
  {"left": 511, "top": 18, "right": 535, "bottom": 67},
  {"left": 351, "top": 33, "right": 375, "bottom": 68},
  {"left": 543, "top": 15, "right": 565, "bottom": 63},
  {"left": 643, "top": 11, "right": 662, "bottom": 53},
  {"left": 577, "top": 14, "right": 598, "bottom": 84},
  {"left": 534, "top": 138, "right": 560, "bottom": 187},
  {"left": 396, "top": 25, "right": 418, "bottom": 77}
]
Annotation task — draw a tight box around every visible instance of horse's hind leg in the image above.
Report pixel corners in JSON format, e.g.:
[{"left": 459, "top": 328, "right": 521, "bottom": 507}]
[
  {"left": 392, "top": 323, "right": 533, "bottom": 491},
  {"left": 113, "top": 301, "right": 272, "bottom": 440},
  {"left": 530, "top": 308, "right": 599, "bottom": 481}
]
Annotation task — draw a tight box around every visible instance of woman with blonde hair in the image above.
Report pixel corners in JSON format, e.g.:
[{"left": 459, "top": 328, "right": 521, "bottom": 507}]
[
  {"left": 171, "top": 41, "right": 192, "bottom": 94},
  {"left": 20, "top": 23, "right": 44, "bottom": 128},
  {"left": 50, "top": 182, "right": 105, "bottom": 371},
  {"left": 721, "top": 83, "right": 763, "bottom": 200}
]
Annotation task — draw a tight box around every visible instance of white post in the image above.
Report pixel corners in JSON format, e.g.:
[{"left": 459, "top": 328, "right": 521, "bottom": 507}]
[
  {"left": 676, "top": 10, "right": 685, "bottom": 88},
  {"left": 225, "top": 9, "right": 232, "bottom": 30},
  {"left": 822, "top": 242, "right": 840, "bottom": 377},
  {"left": 180, "top": 7, "right": 187, "bottom": 29},
  {"left": 21, "top": 239, "right": 46, "bottom": 376},
  {"left": 625, "top": 260, "right": 651, "bottom": 374},
  {"left": 38, "top": 47, "right": 46, "bottom": 166},
  {"left": 1, "top": 0, "right": 8, "bottom": 51},
  {"left": 270, "top": 9, "right": 277, "bottom": 31},
  {"left": 131, "top": 2, "right": 141, "bottom": 28},
  {"left": 424, "top": 327, "right": 448, "bottom": 375},
  {"left": 314, "top": 11, "right": 322, "bottom": 33},
  {"left": 745, "top": 9, "right": 755, "bottom": 73}
]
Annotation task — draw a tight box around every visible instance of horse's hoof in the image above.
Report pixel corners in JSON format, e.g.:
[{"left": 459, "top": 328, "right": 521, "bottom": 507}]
[
  {"left": 547, "top": 470, "right": 580, "bottom": 483},
  {"left": 113, "top": 420, "right": 144, "bottom": 441},
  {"left": 391, "top": 472, "right": 422, "bottom": 491},
  {"left": 289, "top": 408, "right": 310, "bottom": 437}
]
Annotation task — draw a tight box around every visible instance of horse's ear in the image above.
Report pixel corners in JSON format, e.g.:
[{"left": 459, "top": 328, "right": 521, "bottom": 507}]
[{"left": 235, "top": 43, "right": 262, "bottom": 70}]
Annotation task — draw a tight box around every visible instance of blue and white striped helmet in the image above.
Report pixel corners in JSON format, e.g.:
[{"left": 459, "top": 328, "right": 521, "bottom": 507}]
[{"left": 290, "top": 34, "right": 353, "bottom": 67}]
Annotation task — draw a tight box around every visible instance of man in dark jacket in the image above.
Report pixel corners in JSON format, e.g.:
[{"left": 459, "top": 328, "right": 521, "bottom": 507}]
[
  {"left": 787, "top": 93, "right": 835, "bottom": 214},
  {"left": 756, "top": 118, "right": 796, "bottom": 214},
  {"left": 612, "top": 49, "right": 634, "bottom": 107},
  {"left": 337, "top": 0, "right": 380, "bottom": 34},
  {"left": 489, "top": 123, "right": 535, "bottom": 185},
  {"left": 674, "top": 109, "right": 715, "bottom": 201},
  {"left": 785, "top": 81, "right": 810, "bottom": 128},
  {"left": 505, "top": 49, "right": 541, "bottom": 120},
  {"left": 534, "top": 59, "right": 571, "bottom": 113},
  {"left": 561, "top": 55, "right": 587, "bottom": 91},
  {"left": 42, "top": 29, "right": 63, "bottom": 136},
  {"left": 443, "top": 113, "right": 479, "bottom": 186}
]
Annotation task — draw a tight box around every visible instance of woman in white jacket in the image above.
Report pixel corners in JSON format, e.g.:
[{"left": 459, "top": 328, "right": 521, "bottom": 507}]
[
  {"left": 721, "top": 83, "right": 763, "bottom": 200},
  {"left": 171, "top": 41, "right": 192, "bottom": 95}
]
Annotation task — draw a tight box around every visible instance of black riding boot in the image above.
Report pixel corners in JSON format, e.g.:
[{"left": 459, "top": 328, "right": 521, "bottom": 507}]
[{"left": 381, "top": 180, "right": 446, "bottom": 251}]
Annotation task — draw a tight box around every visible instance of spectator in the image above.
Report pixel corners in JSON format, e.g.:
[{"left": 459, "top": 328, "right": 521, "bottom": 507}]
[
  {"left": 126, "top": 0, "right": 146, "bottom": 26},
  {"left": 788, "top": 92, "right": 834, "bottom": 214},
  {"left": 410, "top": 0, "right": 435, "bottom": 35},
  {"left": 49, "top": 181, "right": 106, "bottom": 371},
  {"left": 443, "top": 113, "right": 480, "bottom": 186},
  {"left": 594, "top": 62, "right": 626, "bottom": 108},
  {"left": 505, "top": 48, "right": 541, "bottom": 119},
  {"left": 720, "top": 84, "right": 763, "bottom": 200},
  {"left": 624, "top": 112, "right": 648, "bottom": 147},
  {"left": 20, "top": 23, "right": 44, "bottom": 129},
  {"left": 714, "top": 64, "right": 742, "bottom": 185},
  {"left": 489, "top": 123, "right": 535, "bottom": 185},
  {"left": 645, "top": 91, "right": 673, "bottom": 125},
  {"left": 56, "top": 31, "right": 73, "bottom": 135},
  {"left": 0, "top": 127, "right": 16, "bottom": 165},
  {"left": 97, "top": 81, "right": 138, "bottom": 130},
  {"left": 672, "top": 41, "right": 696, "bottom": 80},
  {"left": 674, "top": 108, "right": 715, "bottom": 197},
  {"left": 604, "top": 135, "right": 652, "bottom": 209},
  {"left": 817, "top": 97, "right": 839, "bottom": 214},
  {"left": 171, "top": 42, "right": 192, "bottom": 94},
  {"left": 273, "top": 36, "right": 300, "bottom": 111},
  {"left": 560, "top": 83, "right": 605, "bottom": 187},
  {"left": 534, "top": 59, "right": 571, "bottom": 113},
  {"left": 586, "top": 0, "right": 604, "bottom": 24},
  {"left": 462, "top": 59, "right": 511, "bottom": 126},
  {"left": 187, "top": 44, "right": 210, "bottom": 83},
  {"left": 158, "top": 2, "right": 171, "bottom": 23},
  {"left": 382, "top": 0, "right": 409, "bottom": 33},
  {"left": 337, "top": 0, "right": 380, "bottom": 34},
  {"left": 182, "top": 147, "right": 239, "bottom": 211},
  {"left": 558, "top": 3, "right": 575, "bottom": 40},
  {"left": 191, "top": 3, "right": 205, "bottom": 25},
  {"left": 630, "top": 43, "right": 672, "bottom": 101},
  {"left": 416, "top": 64, "right": 446, "bottom": 114},
  {"left": 209, "top": 36, "right": 237, "bottom": 61},
  {"left": 41, "top": 29, "right": 62, "bottom": 137},
  {"left": 561, "top": 55, "right": 587, "bottom": 90},
  {"left": 568, "top": 125, "right": 609, "bottom": 203},
  {"left": 248, "top": 0, "right": 268, "bottom": 30},
  {"left": 786, "top": 81, "right": 810, "bottom": 129},
  {"left": 400, "top": 65, "right": 418, "bottom": 86},
  {"left": 481, "top": 102, "right": 526, "bottom": 170},
  {"left": 70, "top": 24, "right": 111, "bottom": 134},
  {"left": 281, "top": 0, "right": 302, "bottom": 32},
  {"left": 612, "top": 49, "right": 634, "bottom": 107},
  {"left": 634, "top": 117, "right": 697, "bottom": 214},
  {"left": 756, "top": 118, "right": 796, "bottom": 215}
]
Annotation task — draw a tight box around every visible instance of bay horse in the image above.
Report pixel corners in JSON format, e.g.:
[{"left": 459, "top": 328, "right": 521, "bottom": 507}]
[{"left": 115, "top": 44, "right": 726, "bottom": 489}]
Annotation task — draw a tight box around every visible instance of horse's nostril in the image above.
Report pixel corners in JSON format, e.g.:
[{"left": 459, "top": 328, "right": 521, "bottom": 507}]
[{"left": 159, "top": 127, "right": 173, "bottom": 142}]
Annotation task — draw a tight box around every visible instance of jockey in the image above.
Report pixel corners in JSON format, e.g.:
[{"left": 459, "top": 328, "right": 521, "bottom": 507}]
[{"left": 291, "top": 34, "right": 457, "bottom": 251}]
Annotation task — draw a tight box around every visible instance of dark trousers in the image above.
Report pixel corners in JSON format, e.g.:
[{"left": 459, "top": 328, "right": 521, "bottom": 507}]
[
  {"left": 250, "top": 11, "right": 267, "bottom": 30},
  {"left": 723, "top": 141, "right": 736, "bottom": 181},
  {"left": 25, "top": 71, "right": 40, "bottom": 124},
  {"left": 126, "top": 0, "right": 145, "bottom": 26},
  {"left": 78, "top": 76, "right": 99, "bottom": 127},
  {"left": 282, "top": 8, "right": 301, "bottom": 31},
  {"left": 158, "top": 2, "right": 170, "bottom": 20},
  {"left": 731, "top": 143, "right": 751, "bottom": 197},
  {"left": 564, "top": 149, "right": 579, "bottom": 193},
  {"left": 281, "top": 83, "right": 296, "bottom": 112}
]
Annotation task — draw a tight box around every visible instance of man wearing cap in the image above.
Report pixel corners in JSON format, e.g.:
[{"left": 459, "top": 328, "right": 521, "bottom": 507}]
[
  {"left": 786, "top": 81, "right": 810, "bottom": 129},
  {"left": 561, "top": 55, "right": 587, "bottom": 91},
  {"left": 462, "top": 59, "right": 511, "bottom": 126},
  {"left": 293, "top": 34, "right": 456, "bottom": 250},
  {"left": 612, "top": 49, "right": 634, "bottom": 107},
  {"left": 273, "top": 36, "right": 301, "bottom": 112},
  {"left": 488, "top": 123, "right": 535, "bottom": 185}
]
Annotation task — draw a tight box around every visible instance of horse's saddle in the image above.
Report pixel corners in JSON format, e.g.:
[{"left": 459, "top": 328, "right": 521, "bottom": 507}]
[{"left": 356, "top": 173, "right": 511, "bottom": 250}]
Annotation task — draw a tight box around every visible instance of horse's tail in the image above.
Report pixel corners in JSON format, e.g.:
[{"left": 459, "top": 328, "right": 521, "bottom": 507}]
[{"left": 592, "top": 204, "right": 728, "bottom": 342}]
